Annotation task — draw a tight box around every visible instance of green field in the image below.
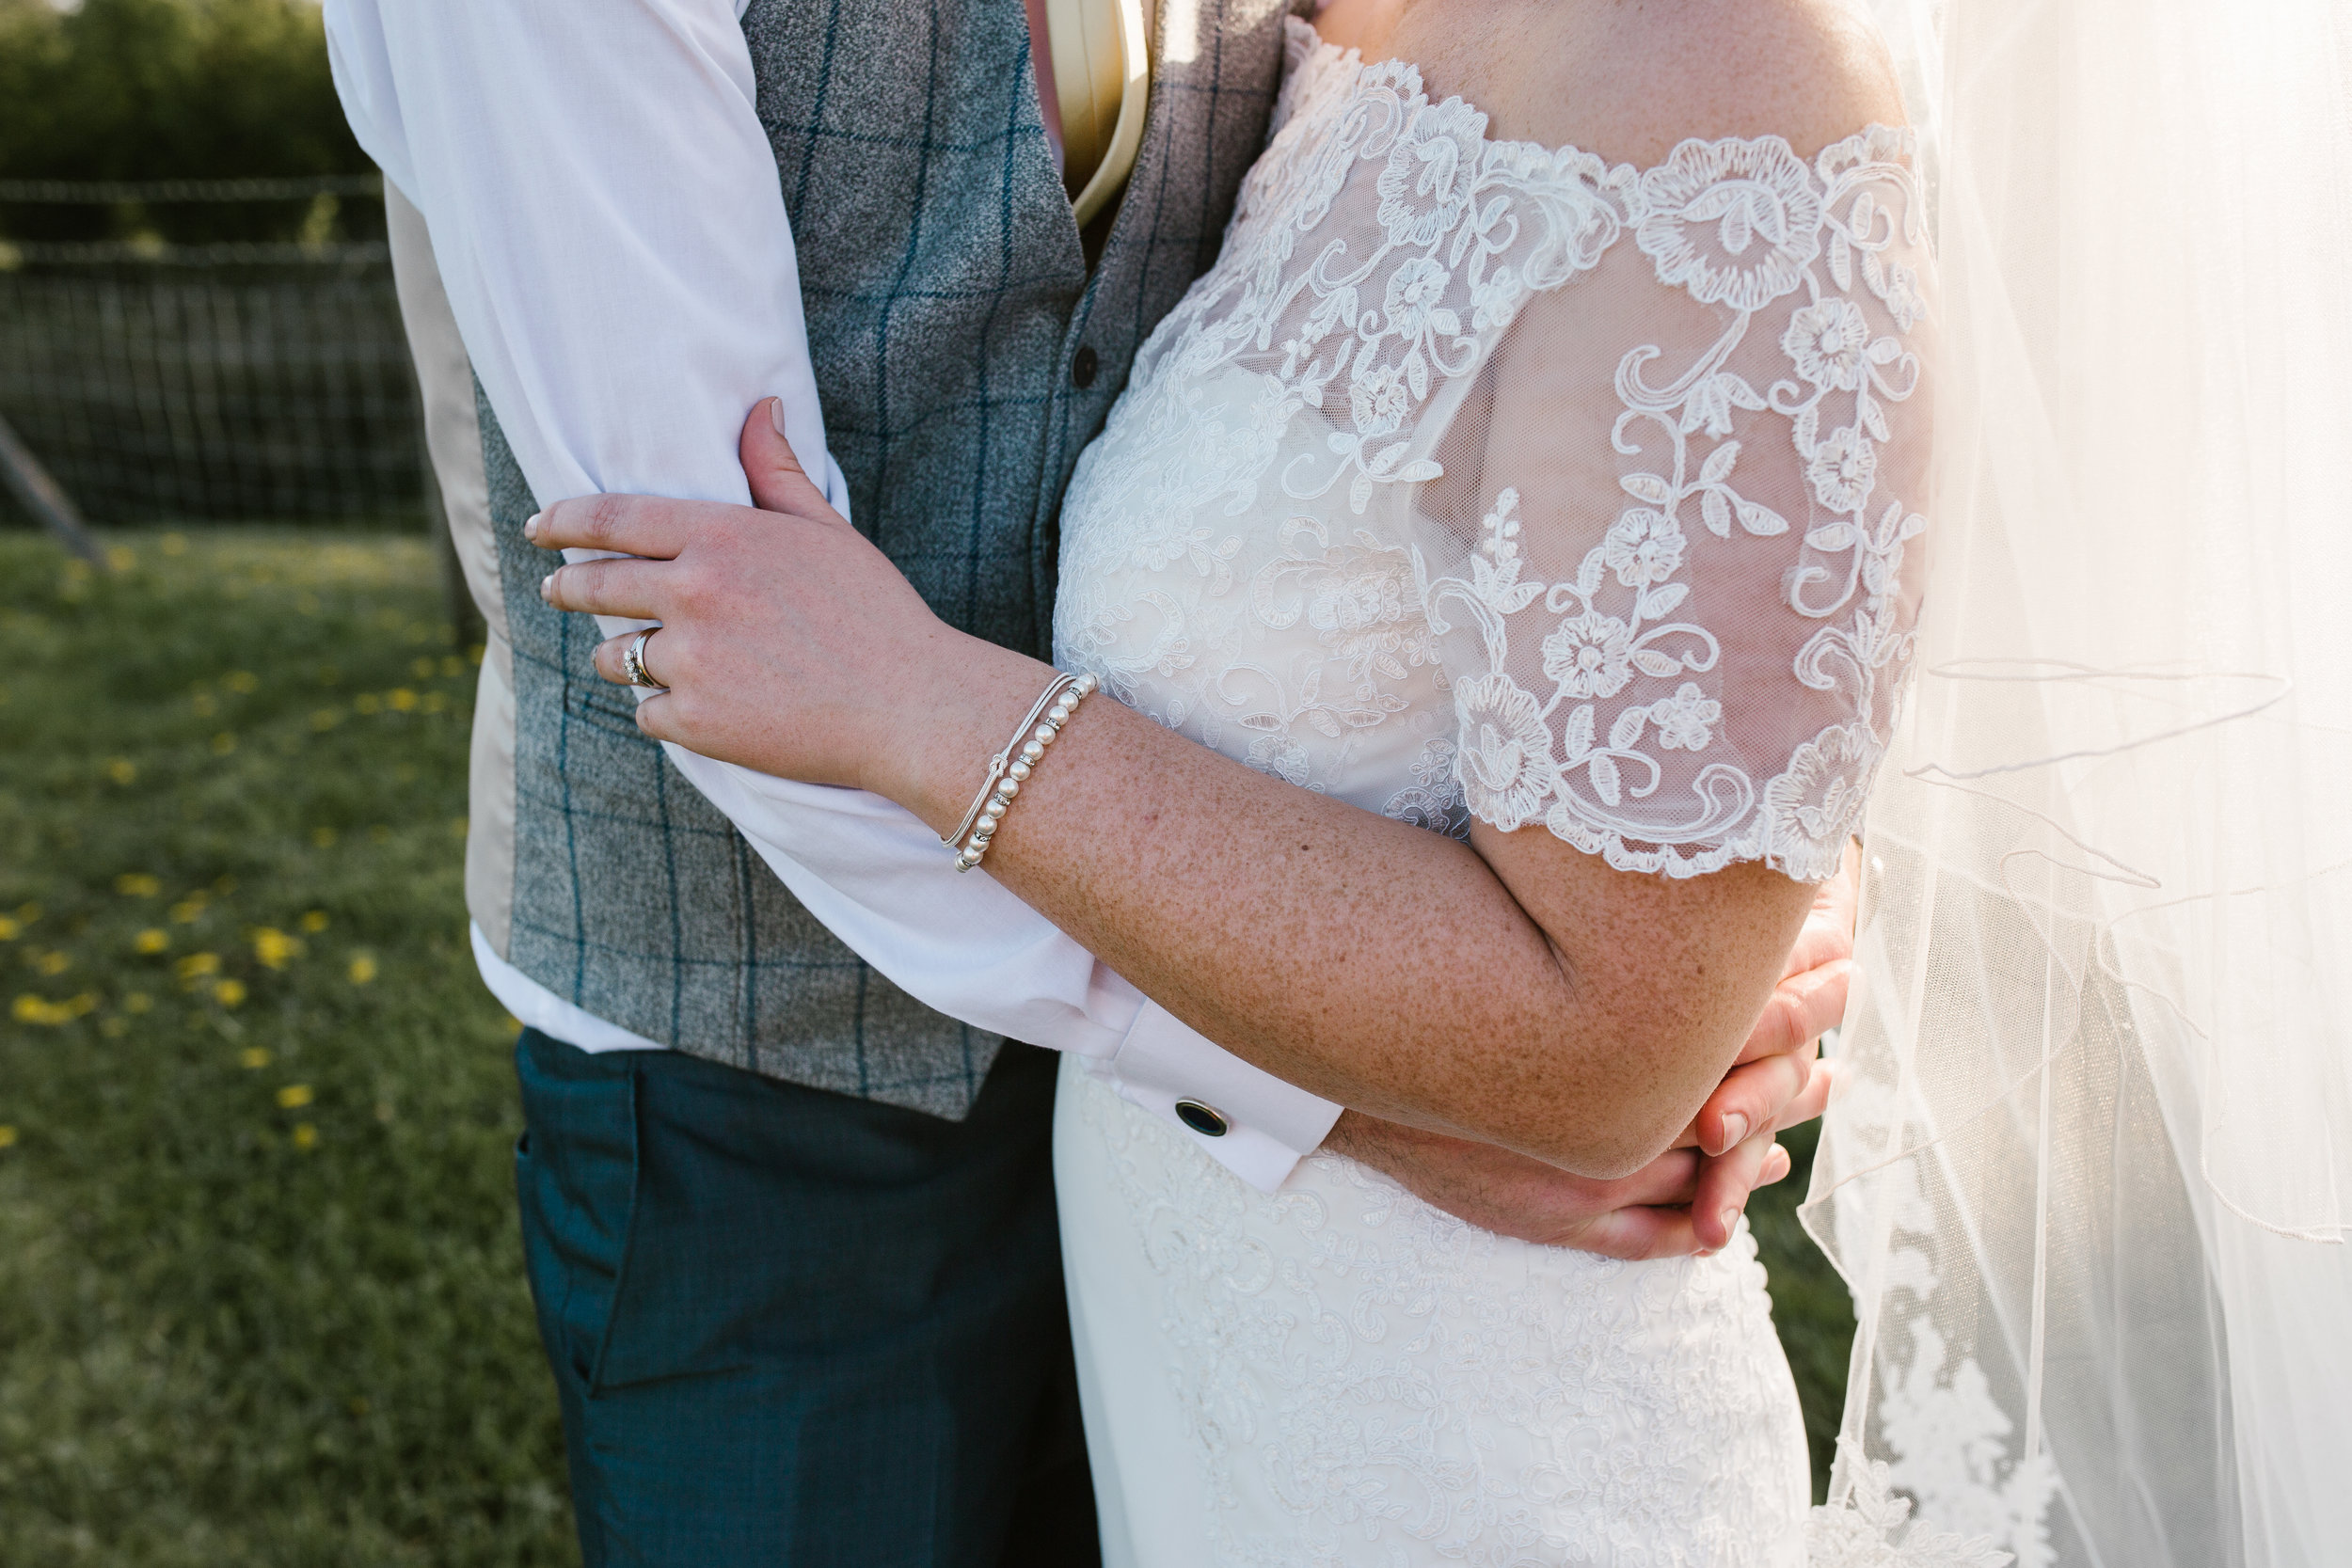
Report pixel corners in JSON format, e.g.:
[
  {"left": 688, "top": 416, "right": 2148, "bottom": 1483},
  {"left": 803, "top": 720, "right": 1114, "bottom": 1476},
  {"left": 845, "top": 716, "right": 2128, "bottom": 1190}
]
[{"left": 0, "top": 528, "right": 1853, "bottom": 1561}]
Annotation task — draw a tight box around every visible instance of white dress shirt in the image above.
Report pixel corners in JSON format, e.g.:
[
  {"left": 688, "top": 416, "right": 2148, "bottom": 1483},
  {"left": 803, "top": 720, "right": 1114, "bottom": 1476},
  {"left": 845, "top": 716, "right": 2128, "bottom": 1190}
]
[{"left": 324, "top": 0, "right": 1342, "bottom": 1190}]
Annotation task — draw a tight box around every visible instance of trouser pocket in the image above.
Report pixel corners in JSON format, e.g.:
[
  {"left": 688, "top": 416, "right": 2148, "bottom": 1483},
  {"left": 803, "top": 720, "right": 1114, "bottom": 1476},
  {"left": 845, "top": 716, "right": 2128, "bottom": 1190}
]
[{"left": 513, "top": 1030, "right": 642, "bottom": 1390}]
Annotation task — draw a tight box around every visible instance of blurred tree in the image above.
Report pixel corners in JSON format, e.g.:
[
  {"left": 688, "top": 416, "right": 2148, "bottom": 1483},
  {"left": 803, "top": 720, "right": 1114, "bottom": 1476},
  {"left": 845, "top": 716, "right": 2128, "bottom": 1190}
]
[{"left": 0, "top": 0, "right": 376, "bottom": 244}]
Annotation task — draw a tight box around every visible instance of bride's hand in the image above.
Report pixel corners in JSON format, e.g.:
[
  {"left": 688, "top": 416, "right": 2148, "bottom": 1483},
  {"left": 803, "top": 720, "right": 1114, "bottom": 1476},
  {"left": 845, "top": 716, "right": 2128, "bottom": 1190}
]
[{"left": 531, "top": 398, "right": 1047, "bottom": 811}]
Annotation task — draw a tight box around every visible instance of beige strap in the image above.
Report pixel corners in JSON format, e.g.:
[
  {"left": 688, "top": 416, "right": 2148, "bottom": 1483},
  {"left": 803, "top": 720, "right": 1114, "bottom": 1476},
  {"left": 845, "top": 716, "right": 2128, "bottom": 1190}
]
[{"left": 1044, "top": 0, "right": 1150, "bottom": 229}]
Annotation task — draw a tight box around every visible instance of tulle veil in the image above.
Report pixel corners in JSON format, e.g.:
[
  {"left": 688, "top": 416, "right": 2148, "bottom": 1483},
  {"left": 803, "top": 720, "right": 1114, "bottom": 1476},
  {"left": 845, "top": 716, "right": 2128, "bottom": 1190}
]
[{"left": 1804, "top": 0, "right": 2352, "bottom": 1562}]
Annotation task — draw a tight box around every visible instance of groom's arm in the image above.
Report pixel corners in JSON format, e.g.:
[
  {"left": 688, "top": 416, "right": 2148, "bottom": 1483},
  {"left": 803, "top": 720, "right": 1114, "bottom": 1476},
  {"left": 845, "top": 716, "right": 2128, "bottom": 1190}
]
[{"left": 325, "top": 0, "right": 1343, "bottom": 1187}]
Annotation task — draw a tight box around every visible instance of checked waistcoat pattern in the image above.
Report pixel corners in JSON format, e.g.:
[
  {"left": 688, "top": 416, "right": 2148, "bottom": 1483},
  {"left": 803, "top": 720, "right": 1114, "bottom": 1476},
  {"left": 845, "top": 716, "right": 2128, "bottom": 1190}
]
[{"left": 480, "top": 0, "right": 1302, "bottom": 1117}]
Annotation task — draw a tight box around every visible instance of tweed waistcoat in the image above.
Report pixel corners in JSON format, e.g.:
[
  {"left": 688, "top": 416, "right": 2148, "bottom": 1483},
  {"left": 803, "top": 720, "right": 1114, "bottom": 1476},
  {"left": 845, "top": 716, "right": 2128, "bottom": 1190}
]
[{"left": 474, "top": 0, "right": 1300, "bottom": 1117}]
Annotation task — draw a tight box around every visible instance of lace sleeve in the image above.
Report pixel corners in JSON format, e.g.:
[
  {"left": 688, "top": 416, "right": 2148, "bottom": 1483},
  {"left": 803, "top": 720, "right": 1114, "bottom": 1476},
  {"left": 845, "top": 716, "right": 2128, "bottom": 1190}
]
[{"left": 1414, "top": 128, "right": 1934, "bottom": 882}]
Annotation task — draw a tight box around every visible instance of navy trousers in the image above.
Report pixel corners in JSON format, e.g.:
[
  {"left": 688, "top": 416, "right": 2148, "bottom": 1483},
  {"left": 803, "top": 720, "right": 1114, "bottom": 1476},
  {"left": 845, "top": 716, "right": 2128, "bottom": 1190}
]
[{"left": 513, "top": 1029, "right": 1100, "bottom": 1567}]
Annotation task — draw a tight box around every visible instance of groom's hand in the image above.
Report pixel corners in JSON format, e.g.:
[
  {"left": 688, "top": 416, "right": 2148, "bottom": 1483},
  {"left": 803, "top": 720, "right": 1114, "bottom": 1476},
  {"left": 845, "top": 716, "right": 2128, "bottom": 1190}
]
[
  {"left": 1327, "top": 843, "right": 1860, "bottom": 1259},
  {"left": 1676, "top": 840, "right": 1858, "bottom": 1247},
  {"left": 1320, "top": 1111, "right": 1789, "bottom": 1259}
]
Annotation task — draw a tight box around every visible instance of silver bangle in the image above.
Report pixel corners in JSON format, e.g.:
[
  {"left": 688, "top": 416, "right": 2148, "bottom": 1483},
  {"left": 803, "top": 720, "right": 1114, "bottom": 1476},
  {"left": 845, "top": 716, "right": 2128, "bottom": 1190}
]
[{"left": 946, "top": 671, "right": 1099, "bottom": 871}]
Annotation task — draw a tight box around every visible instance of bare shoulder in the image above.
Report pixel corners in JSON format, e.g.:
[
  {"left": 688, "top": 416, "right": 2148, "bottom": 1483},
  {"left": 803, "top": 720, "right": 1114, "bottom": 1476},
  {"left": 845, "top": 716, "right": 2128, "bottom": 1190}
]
[{"left": 1379, "top": 0, "right": 1907, "bottom": 167}]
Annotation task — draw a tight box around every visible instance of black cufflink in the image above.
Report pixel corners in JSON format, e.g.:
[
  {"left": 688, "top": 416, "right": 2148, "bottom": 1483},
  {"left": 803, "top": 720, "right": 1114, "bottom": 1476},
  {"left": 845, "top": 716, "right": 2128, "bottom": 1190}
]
[{"left": 1174, "top": 1099, "right": 1229, "bottom": 1137}]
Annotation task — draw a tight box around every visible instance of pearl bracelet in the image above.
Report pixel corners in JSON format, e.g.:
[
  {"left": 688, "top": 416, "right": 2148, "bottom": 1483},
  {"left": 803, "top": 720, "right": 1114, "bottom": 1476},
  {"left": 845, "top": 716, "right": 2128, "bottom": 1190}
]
[{"left": 946, "top": 671, "right": 1100, "bottom": 872}]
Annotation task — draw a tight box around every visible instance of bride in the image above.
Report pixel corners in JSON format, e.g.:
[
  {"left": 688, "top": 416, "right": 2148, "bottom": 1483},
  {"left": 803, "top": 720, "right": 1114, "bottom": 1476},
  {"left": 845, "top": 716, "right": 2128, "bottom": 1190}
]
[{"left": 535, "top": 0, "right": 1932, "bottom": 1559}]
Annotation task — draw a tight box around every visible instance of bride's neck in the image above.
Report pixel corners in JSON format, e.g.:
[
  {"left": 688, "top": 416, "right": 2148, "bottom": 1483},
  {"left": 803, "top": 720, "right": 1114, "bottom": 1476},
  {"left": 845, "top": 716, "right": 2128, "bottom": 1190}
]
[{"left": 1310, "top": 0, "right": 1908, "bottom": 170}]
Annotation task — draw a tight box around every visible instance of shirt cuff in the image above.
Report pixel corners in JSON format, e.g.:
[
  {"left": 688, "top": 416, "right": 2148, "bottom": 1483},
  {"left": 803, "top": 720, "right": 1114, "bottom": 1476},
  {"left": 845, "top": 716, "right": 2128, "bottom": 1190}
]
[{"left": 1093, "top": 1001, "right": 1343, "bottom": 1193}]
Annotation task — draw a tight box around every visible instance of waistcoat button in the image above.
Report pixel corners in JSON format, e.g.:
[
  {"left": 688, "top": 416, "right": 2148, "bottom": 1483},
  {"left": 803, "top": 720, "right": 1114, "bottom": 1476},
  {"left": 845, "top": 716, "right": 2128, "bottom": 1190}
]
[
  {"left": 1174, "top": 1099, "right": 1230, "bottom": 1137},
  {"left": 1072, "top": 345, "right": 1100, "bottom": 388}
]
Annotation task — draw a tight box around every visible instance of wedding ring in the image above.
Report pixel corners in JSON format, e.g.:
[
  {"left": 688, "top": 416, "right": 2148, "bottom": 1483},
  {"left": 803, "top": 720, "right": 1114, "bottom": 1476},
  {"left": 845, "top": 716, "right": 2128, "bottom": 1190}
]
[{"left": 622, "top": 627, "right": 668, "bottom": 691}]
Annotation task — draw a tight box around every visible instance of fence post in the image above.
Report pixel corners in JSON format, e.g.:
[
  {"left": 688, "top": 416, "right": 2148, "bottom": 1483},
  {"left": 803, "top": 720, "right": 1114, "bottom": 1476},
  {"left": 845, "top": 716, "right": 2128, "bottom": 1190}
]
[{"left": 0, "top": 411, "right": 103, "bottom": 564}]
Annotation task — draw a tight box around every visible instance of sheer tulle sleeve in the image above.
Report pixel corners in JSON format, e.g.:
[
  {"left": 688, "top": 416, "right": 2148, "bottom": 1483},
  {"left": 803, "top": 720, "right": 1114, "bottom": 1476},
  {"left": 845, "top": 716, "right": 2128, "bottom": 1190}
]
[{"left": 1410, "top": 127, "right": 1935, "bottom": 881}]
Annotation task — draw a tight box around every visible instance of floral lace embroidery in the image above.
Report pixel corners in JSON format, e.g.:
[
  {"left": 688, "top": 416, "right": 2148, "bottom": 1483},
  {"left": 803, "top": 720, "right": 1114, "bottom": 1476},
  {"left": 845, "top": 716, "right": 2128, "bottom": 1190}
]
[
  {"left": 1808, "top": 1439, "right": 2018, "bottom": 1568},
  {"left": 1053, "top": 22, "right": 1931, "bottom": 881},
  {"left": 1815, "top": 1111, "right": 2057, "bottom": 1567}
]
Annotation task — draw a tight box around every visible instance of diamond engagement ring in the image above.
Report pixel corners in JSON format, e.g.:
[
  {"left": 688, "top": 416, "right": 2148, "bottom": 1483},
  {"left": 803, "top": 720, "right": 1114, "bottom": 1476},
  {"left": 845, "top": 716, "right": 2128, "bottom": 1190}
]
[{"left": 622, "top": 627, "right": 669, "bottom": 691}]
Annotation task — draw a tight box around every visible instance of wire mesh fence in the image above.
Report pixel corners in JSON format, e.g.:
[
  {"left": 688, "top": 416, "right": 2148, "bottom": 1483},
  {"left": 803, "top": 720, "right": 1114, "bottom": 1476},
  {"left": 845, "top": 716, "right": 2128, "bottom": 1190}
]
[{"left": 0, "top": 177, "right": 425, "bottom": 530}]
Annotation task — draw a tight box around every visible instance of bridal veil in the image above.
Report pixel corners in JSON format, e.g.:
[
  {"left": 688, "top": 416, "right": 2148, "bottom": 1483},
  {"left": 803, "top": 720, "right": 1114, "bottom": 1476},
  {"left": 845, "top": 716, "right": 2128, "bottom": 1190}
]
[{"left": 1808, "top": 0, "right": 2352, "bottom": 1562}]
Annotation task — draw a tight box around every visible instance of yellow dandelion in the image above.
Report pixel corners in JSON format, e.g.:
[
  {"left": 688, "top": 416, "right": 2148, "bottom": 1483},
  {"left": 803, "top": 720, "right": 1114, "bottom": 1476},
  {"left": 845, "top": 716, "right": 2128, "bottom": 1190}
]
[
  {"left": 210, "top": 732, "right": 236, "bottom": 755},
  {"left": 450, "top": 817, "right": 469, "bottom": 838},
  {"left": 15, "top": 904, "right": 38, "bottom": 923},
  {"left": 175, "top": 952, "right": 220, "bottom": 981},
  {"left": 190, "top": 690, "right": 215, "bottom": 717},
  {"left": 115, "top": 873, "right": 161, "bottom": 897},
  {"left": 387, "top": 688, "right": 419, "bottom": 712},
  {"left": 353, "top": 693, "right": 382, "bottom": 715},
  {"left": 0, "top": 1126, "right": 15, "bottom": 1148},
  {"left": 0, "top": 918, "right": 16, "bottom": 942},
  {"left": 422, "top": 691, "right": 448, "bottom": 715},
  {"left": 213, "top": 978, "right": 246, "bottom": 1007},
  {"left": 277, "top": 1084, "right": 314, "bottom": 1109},
  {"left": 33, "top": 951, "right": 68, "bottom": 976},
  {"left": 224, "top": 671, "right": 259, "bottom": 694},
  {"left": 106, "top": 545, "right": 135, "bottom": 572},
  {"left": 298, "top": 911, "right": 329, "bottom": 934},
  {"left": 134, "top": 928, "right": 168, "bottom": 954},
  {"left": 124, "top": 992, "right": 151, "bottom": 1014},
  {"left": 168, "top": 898, "right": 205, "bottom": 924},
  {"left": 469, "top": 643, "right": 485, "bottom": 666},
  {"left": 105, "top": 758, "right": 137, "bottom": 785},
  {"left": 100, "top": 1016, "right": 126, "bottom": 1038},
  {"left": 439, "top": 656, "right": 466, "bottom": 678},
  {"left": 213, "top": 876, "right": 236, "bottom": 895},
  {"left": 240, "top": 1047, "right": 271, "bottom": 1069},
  {"left": 310, "top": 708, "right": 342, "bottom": 732},
  {"left": 411, "top": 657, "right": 437, "bottom": 680},
  {"left": 292, "top": 1123, "right": 318, "bottom": 1151},
  {"left": 9, "top": 994, "right": 95, "bottom": 1026},
  {"left": 160, "top": 532, "right": 188, "bottom": 556},
  {"left": 310, "top": 828, "right": 338, "bottom": 848},
  {"left": 347, "top": 955, "right": 378, "bottom": 985},
  {"left": 250, "top": 927, "right": 301, "bottom": 969}
]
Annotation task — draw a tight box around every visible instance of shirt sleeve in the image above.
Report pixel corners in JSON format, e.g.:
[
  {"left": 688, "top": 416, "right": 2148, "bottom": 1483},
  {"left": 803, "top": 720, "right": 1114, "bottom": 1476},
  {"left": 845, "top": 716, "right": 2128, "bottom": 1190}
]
[{"left": 325, "top": 0, "right": 1340, "bottom": 1188}]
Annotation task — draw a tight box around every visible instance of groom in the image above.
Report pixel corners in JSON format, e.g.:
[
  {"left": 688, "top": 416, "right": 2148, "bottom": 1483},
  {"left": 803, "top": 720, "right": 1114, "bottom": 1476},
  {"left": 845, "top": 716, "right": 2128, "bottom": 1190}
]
[{"left": 332, "top": 0, "right": 1850, "bottom": 1561}]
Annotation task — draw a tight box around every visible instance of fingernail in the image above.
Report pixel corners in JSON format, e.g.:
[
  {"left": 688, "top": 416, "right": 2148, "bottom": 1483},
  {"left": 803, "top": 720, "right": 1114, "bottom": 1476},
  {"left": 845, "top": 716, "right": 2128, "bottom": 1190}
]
[
  {"left": 1763, "top": 1145, "right": 1792, "bottom": 1183},
  {"left": 539, "top": 574, "right": 553, "bottom": 602},
  {"left": 769, "top": 396, "right": 788, "bottom": 436},
  {"left": 1720, "top": 1206, "right": 1741, "bottom": 1236},
  {"left": 524, "top": 511, "right": 541, "bottom": 542},
  {"left": 1717, "top": 1112, "right": 1749, "bottom": 1153}
]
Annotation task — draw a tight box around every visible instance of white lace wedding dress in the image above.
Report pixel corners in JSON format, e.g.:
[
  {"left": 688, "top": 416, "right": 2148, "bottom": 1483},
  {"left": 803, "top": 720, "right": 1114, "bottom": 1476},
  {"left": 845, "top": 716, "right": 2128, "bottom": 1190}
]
[{"left": 1050, "top": 21, "right": 1934, "bottom": 1565}]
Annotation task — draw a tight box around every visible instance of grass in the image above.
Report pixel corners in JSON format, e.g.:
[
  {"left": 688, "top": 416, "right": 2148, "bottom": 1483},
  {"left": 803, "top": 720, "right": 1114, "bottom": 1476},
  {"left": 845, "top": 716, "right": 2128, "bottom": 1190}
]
[
  {"left": 0, "top": 529, "right": 570, "bottom": 1566},
  {"left": 0, "top": 527, "right": 1855, "bottom": 1558}
]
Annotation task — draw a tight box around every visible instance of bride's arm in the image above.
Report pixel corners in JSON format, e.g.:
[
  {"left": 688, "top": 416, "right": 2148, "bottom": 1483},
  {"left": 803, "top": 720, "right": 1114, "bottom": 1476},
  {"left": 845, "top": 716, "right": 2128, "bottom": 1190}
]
[
  {"left": 541, "top": 449, "right": 1796, "bottom": 1178},
  {"left": 538, "top": 0, "right": 1909, "bottom": 1180}
]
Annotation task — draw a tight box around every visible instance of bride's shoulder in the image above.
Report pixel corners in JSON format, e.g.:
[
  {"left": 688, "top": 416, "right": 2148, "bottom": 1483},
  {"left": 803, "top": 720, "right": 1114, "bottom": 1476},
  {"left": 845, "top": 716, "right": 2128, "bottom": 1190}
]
[{"left": 1333, "top": 0, "right": 1907, "bottom": 165}]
